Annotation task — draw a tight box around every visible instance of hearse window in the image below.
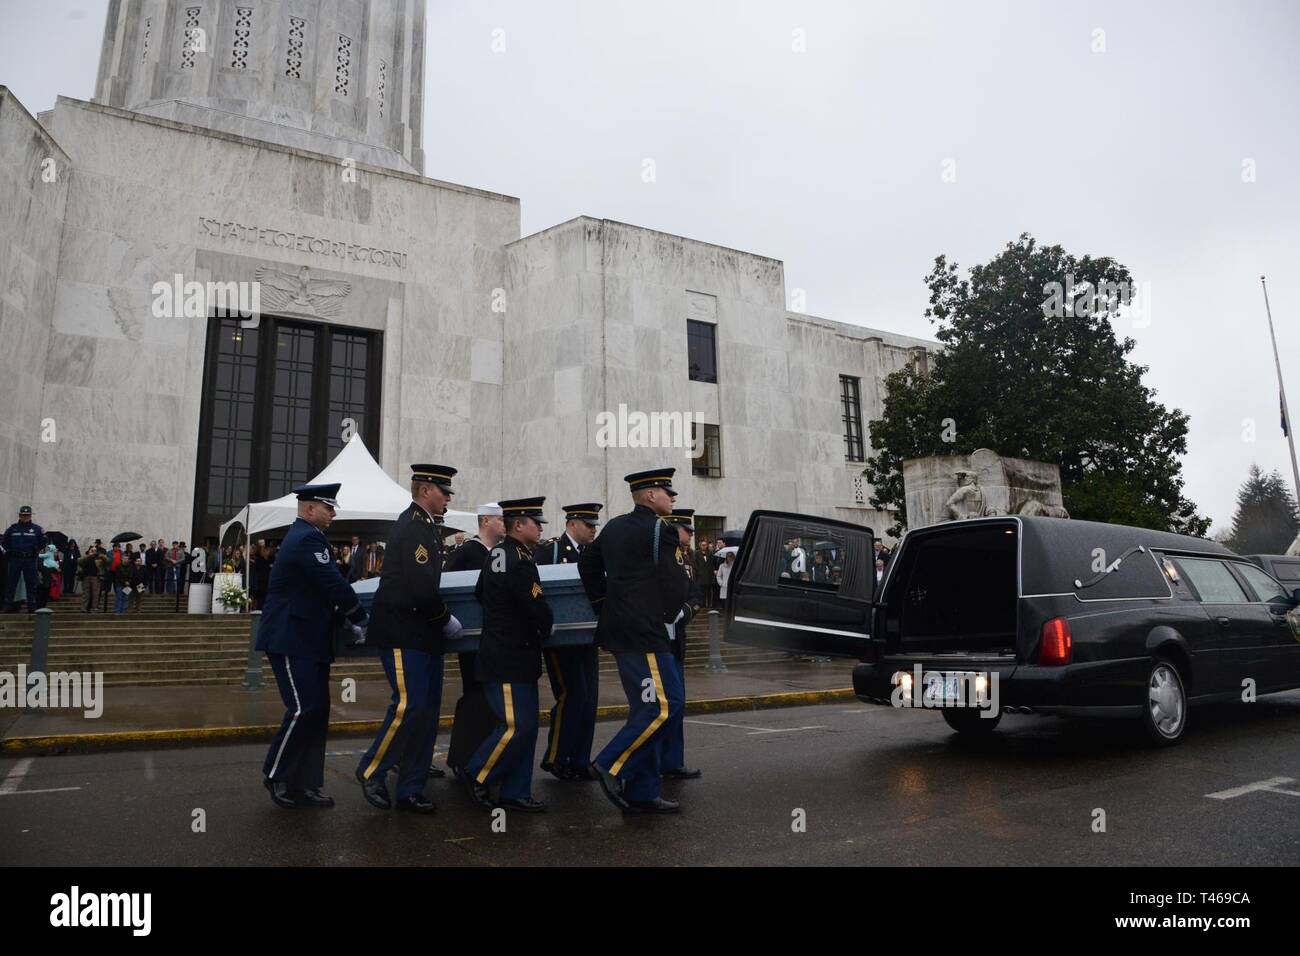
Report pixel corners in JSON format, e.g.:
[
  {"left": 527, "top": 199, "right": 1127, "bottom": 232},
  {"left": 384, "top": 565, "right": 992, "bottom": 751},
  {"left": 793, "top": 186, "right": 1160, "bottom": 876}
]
[
  {"left": 776, "top": 532, "right": 844, "bottom": 592},
  {"left": 737, "top": 517, "right": 872, "bottom": 601},
  {"left": 1172, "top": 558, "right": 1249, "bottom": 604},
  {"left": 1236, "top": 564, "right": 1290, "bottom": 604}
]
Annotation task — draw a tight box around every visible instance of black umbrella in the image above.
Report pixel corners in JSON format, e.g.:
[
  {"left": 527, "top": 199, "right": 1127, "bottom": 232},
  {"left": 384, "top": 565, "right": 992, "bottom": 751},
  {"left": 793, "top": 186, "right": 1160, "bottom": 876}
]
[
  {"left": 111, "top": 531, "right": 143, "bottom": 545},
  {"left": 45, "top": 531, "right": 69, "bottom": 550},
  {"left": 721, "top": 529, "right": 745, "bottom": 547}
]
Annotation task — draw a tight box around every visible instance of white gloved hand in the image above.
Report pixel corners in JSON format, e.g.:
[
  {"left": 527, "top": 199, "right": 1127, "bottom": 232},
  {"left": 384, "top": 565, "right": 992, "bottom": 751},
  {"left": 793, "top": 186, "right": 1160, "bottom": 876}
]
[
  {"left": 349, "top": 623, "right": 367, "bottom": 644},
  {"left": 442, "top": 614, "right": 464, "bottom": 640},
  {"left": 665, "top": 623, "right": 676, "bottom": 641},
  {"left": 673, "top": 608, "right": 686, "bottom": 624}
]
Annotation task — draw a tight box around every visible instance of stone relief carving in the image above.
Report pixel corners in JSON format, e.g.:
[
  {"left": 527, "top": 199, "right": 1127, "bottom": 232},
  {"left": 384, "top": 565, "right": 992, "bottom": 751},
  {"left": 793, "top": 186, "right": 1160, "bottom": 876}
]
[
  {"left": 254, "top": 266, "right": 352, "bottom": 317},
  {"left": 904, "top": 448, "right": 1070, "bottom": 528}
]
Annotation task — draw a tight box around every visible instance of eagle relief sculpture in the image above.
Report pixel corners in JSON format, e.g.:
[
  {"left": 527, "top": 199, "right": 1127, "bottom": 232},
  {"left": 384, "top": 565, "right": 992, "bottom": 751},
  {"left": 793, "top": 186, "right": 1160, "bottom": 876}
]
[{"left": 254, "top": 266, "right": 352, "bottom": 318}]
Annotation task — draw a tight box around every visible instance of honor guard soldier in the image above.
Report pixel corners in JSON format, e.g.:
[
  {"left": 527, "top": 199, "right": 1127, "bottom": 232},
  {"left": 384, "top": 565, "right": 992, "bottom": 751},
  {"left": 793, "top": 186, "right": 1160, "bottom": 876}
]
[
  {"left": 356, "top": 465, "right": 464, "bottom": 814},
  {"left": 661, "top": 508, "right": 704, "bottom": 779},
  {"left": 578, "top": 469, "right": 689, "bottom": 814},
  {"left": 465, "top": 497, "right": 553, "bottom": 812},
  {"left": 258, "top": 484, "right": 369, "bottom": 809},
  {"left": 2, "top": 506, "right": 44, "bottom": 613},
  {"left": 534, "top": 502, "right": 603, "bottom": 781},
  {"left": 443, "top": 502, "right": 506, "bottom": 694}
]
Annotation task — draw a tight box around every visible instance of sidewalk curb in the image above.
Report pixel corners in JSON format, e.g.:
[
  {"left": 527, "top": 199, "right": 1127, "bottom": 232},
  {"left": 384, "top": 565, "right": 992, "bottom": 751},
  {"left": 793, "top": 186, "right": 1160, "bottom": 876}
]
[{"left": 0, "top": 687, "right": 855, "bottom": 757}]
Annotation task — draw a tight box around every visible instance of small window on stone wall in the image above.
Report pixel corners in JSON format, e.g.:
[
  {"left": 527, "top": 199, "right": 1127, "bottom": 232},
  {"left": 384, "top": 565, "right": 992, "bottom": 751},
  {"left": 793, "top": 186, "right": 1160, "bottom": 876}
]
[
  {"left": 692, "top": 423, "right": 722, "bottom": 478},
  {"left": 334, "top": 35, "right": 353, "bottom": 96},
  {"left": 181, "top": 6, "right": 202, "bottom": 70},
  {"left": 285, "top": 16, "right": 306, "bottom": 78},
  {"left": 376, "top": 59, "right": 388, "bottom": 116},
  {"left": 852, "top": 476, "right": 866, "bottom": 505},
  {"left": 231, "top": 7, "right": 252, "bottom": 69}
]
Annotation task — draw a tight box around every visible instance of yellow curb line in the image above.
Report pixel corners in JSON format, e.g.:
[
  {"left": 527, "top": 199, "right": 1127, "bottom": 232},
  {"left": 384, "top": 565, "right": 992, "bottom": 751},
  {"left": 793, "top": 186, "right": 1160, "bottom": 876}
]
[{"left": 0, "top": 688, "right": 855, "bottom": 757}]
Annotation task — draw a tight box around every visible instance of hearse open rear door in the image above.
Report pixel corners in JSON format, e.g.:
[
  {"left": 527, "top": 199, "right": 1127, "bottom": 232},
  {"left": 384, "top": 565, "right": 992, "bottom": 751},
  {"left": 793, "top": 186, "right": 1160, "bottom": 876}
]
[{"left": 724, "top": 510, "right": 875, "bottom": 658}]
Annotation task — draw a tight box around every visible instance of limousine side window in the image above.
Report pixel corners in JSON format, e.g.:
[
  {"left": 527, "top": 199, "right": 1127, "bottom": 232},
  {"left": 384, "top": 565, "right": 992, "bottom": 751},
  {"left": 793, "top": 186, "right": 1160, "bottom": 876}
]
[
  {"left": 1235, "top": 564, "right": 1290, "bottom": 604},
  {"left": 1172, "top": 557, "right": 1249, "bottom": 604},
  {"left": 774, "top": 531, "right": 845, "bottom": 592}
]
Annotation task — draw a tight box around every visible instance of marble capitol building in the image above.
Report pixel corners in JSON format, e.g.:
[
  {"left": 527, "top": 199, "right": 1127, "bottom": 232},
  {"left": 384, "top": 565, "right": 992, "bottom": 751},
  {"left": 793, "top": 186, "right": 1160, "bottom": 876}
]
[{"left": 0, "top": 0, "right": 935, "bottom": 547}]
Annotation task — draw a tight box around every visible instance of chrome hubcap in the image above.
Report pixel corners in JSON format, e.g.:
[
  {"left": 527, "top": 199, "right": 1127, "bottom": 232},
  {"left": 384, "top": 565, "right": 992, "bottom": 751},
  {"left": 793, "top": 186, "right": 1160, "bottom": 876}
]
[{"left": 1148, "top": 664, "right": 1185, "bottom": 737}]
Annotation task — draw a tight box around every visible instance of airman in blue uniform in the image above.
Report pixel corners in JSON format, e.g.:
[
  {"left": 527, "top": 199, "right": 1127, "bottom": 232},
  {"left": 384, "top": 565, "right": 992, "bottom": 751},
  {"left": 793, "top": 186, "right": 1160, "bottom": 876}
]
[
  {"left": 2, "top": 506, "right": 45, "bottom": 613},
  {"left": 257, "top": 483, "right": 369, "bottom": 809},
  {"left": 534, "top": 502, "right": 602, "bottom": 781},
  {"left": 578, "top": 469, "right": 689, "bottom": 814}
]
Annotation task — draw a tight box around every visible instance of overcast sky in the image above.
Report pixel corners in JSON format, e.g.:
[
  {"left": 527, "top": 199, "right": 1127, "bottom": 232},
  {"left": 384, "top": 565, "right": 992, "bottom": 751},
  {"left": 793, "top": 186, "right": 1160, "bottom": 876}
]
[{"left": 3, "top": 0, "right": 1299, "bottom": 530}]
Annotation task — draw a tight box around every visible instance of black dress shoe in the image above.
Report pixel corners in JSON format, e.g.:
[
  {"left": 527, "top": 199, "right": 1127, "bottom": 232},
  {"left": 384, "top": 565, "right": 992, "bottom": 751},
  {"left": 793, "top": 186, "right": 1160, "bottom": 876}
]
[
  {"left": 498, "top": 796, "right": 546, "bottom": 813},
  {"left": 590, "top": 762, "right": 629, "bottom": 810},
  {"left": 540, "top": 760, "right": 555, "bottom": 775},
  {"left": 298, "top": 788, "right": 335, "bottom": 808},
  {"left": 355, "top": 769, "right": 391, "bottom": 810},
  {"left": 558, "top": 765, "right": 596, "bottom": 782},
  {"left": 466, "top": 777, "right": 495, "bottom": 811},
  {"left": 625, "top": 796, "right": 680, "bottom": 814},
  {"left": 265, "top": 778, "right": 301, "bottom": 809},
  {"left": 661, "top": 767, "right": 703, "bottom": 780},
  {"left": 427, "top": 765, "right": 447, "bottom": 779},
  {"left": 395, "top": 794, "right": 437, "bottom": 814}
]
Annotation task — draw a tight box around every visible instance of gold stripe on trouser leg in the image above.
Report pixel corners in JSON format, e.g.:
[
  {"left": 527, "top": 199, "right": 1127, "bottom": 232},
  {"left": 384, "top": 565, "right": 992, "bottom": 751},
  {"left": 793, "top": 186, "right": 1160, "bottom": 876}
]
[
  {"left": 363, "top": 648, "right": 407, "bottom": 779},
  {"left": 476, "top": 684, "right": 516, "bottom": 785},
  {"left": 545, "top": 651, "right": 567, "bottom": 765},
  {"left": 610, "top": 653, "right": 669, "bottom": 776}
]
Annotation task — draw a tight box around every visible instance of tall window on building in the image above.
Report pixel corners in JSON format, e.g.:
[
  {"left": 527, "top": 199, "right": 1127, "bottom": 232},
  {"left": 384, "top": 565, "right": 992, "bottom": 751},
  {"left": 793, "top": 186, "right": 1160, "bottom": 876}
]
[
  {"left": 193, "top": 316, "right": 382, "bottom": 544},
  {"left": 841, "top": 374, "right": 864, "bottom": 462},
  {"left": 692, "top": 422, "right": 722, "bottom": 478},
  {"left": 687, "top": 319, "right": 717, "bottom": 383}
]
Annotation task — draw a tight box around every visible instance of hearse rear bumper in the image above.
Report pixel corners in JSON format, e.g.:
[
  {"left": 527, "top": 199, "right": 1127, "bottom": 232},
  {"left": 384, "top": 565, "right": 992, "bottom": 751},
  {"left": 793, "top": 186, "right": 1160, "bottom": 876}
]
[{"left": 852, "top": 656, "right": 1148, "bottom": 717}]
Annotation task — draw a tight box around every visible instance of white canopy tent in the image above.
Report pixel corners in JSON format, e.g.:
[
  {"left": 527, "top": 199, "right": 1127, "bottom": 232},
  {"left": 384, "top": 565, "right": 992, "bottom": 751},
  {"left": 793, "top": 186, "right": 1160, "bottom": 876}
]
[{"left": 218, "top": 434, "right": 478, "bottom": 545}]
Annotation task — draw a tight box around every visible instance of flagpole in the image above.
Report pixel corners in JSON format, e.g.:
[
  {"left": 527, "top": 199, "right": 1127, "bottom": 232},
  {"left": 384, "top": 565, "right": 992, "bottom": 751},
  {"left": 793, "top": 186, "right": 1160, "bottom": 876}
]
[{"left": 1261, "top": 276, "right": 1300, "bottom": 509}]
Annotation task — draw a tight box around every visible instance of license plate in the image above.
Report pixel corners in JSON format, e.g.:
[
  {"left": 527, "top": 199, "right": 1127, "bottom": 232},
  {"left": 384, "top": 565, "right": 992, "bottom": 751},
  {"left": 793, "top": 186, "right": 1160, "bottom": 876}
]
[{"left": 925, "top": 670, "right": 987, "bottom": 704}]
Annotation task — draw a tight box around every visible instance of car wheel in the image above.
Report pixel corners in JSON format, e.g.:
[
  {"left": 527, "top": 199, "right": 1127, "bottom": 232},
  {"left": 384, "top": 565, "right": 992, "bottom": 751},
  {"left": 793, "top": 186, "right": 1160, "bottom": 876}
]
[
  {"left": 1141, "top": 656, "right": 1188, "bottom": 746},
  {"left": 941, "top": 707, "right": 1002, "bottom": 735}
]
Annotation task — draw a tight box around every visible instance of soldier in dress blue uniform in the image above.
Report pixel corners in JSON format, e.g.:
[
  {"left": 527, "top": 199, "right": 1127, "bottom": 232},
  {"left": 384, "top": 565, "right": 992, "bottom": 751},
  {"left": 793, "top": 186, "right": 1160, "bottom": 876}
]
[
  {"left": 534, "top": 502, "right": 602, "bottom": 781},
  {"left": 2, "top": 506, "right": 45, "bottom": 613},
  {"left": 578, "top": 469, "right": 689, "bottom": 814},
  {"left": 356, "top": 464, "right": 463, "bottom": 814},
  {"left": 465, "top": 497, "right": 553, "bottom": 812},
  {"left": 661, "top": 508, "right": 704, "bottom": 779},
  {"left": 257, "top": 484, "right": 369, "bottom": 809}
]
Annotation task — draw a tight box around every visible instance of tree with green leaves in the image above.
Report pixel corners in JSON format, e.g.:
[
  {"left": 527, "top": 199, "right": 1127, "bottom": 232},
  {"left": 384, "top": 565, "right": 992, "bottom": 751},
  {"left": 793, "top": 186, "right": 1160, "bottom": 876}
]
[
  {"left": 1225, "top": 465, "right": 1299, "bottom": 555},
  {"left": 863, "top": 234, "right": 1209, "bottom": 537}
]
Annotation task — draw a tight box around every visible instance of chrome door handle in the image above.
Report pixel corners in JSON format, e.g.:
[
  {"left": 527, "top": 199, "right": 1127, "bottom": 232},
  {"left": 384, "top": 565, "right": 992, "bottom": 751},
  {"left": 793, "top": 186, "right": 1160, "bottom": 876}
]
[{"left": 1215, "top": 617, "right": 1231, "bottom": 627}]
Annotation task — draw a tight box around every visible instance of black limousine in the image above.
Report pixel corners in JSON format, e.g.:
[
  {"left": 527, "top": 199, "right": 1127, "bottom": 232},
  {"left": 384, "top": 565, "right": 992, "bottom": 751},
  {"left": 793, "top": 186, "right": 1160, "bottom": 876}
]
[{"left": 725, "top": 511, "right": 1300, "bottom": 745}]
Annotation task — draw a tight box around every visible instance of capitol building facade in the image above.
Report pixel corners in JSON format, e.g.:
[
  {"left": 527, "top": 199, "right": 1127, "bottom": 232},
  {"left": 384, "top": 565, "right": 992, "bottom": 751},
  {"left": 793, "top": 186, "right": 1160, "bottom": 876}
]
[{"left": 0, "top": 0, "right": 935, "bottom": 547}]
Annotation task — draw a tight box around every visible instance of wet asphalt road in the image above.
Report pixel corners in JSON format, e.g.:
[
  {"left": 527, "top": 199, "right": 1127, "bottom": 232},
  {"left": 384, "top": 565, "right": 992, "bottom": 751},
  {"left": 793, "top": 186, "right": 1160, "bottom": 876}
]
[{"left": 3, "top": 693, "right": 1299, "bottom": 866}]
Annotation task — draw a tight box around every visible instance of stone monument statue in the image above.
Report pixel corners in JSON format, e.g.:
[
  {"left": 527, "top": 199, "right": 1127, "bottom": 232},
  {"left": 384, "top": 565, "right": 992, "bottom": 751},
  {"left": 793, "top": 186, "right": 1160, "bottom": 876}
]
[{"left": 904, "top": 448, "right": 1069, "bottom": 529}]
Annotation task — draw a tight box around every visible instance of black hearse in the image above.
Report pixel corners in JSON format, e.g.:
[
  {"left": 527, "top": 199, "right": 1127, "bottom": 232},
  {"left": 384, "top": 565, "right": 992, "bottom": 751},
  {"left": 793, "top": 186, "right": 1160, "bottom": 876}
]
[{"left": 725, "top": 512, "right": 1300, "bottom": 745}]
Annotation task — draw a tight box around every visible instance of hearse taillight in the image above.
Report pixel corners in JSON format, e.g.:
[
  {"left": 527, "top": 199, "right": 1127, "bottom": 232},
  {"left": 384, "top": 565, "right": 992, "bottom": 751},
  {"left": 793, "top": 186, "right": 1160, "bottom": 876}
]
[{"left": 1039, "top": 617, "right": 1072, "bottom": 665}]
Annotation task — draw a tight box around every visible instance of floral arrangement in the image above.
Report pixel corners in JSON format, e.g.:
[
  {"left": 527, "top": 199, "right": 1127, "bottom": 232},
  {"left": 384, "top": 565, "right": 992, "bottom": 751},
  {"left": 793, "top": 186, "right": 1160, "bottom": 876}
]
[
  {"left": 222, "top": 562, "right": 234, "bottom": 572},
  {"left": 217, "top": 580, "right": 250, "bottom": 610}
]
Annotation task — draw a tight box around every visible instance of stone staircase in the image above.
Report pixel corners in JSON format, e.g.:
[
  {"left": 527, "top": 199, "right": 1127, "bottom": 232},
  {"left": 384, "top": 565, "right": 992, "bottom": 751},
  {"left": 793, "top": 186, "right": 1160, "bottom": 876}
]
[{"left": 0, "top": 596, "right": 788, "bottom": 687}]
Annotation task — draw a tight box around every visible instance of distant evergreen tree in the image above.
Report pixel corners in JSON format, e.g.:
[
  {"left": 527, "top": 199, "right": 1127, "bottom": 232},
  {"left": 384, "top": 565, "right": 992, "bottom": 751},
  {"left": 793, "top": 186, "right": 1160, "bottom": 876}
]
[{"left": 1226, "top": 465, "right": 1300, "bottom": 555}]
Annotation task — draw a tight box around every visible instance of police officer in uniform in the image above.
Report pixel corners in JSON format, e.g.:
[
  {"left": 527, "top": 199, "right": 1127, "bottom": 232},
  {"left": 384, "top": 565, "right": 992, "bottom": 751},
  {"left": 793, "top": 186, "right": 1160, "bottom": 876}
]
[
  {"left": 356, "top": 465, "right": 463, "bottom": 814},
  {"left": 661, "top": 508, "right": 703, "bottom": 779},
  {"left": 578, "top": 469, "right": 688, "bottom": 814},
  {"left": 534, "top": 502, "right": 602, "bottom": 781},
  {"left": 258, "top": 483, "right": 369, "bottom": 809},
  {"left": 2, "top": 506, "right": 44, "bottom": 613},
  {"left": 465, "top": 497, "right": 553, "bottom": 812}
]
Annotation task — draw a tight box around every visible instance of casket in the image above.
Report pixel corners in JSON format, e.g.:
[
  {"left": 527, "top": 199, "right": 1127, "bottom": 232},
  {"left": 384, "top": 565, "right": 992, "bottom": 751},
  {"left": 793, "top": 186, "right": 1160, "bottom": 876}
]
[{"left": 334, "top": 563, "right": 597, "bottom": 657}]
